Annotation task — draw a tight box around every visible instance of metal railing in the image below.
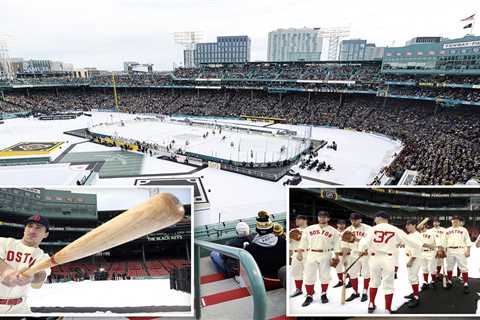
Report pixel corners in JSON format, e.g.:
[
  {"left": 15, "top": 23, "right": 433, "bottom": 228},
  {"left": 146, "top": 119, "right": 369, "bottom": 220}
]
[{"left": 194, "top": 239, "right": 267, "bottom": 320}]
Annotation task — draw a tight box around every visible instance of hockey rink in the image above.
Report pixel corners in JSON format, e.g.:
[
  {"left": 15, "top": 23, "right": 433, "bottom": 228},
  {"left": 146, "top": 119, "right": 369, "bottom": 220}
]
[
  {"left": 91, "top": 118, "right": 309, "bottom": 163},
  {"left": 0, "top": 112, "right": 402, "bottom": 224},
  {"left": 288, "top": 247, "right": 480, "bottom": 315}
]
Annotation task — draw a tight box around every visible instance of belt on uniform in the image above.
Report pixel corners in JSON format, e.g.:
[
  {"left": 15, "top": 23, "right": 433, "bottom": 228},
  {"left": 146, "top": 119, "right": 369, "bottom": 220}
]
[
  {"left": 371, "top": 252, "right": 392, "bottom": 256},
  {"left": 310, "top": 249, "right": 333, "bottom": 253},
  {"left": 0, "top": 298, "right": 23, "bottom": 305},
  {"left": 423, "top": 249, "right": 434, "bottom": 252},
  {"left": 338, "top": 252, "right": 350, "bottom": 256},
  {"left": 448, "top": 246, "right": 462, "bottom": 249}
]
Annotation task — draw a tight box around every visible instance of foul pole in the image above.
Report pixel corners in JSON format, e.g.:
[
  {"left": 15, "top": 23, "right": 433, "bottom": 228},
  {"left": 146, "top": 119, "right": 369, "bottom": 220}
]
[{"left": 112, "top": 72, "right": 119, "bottom": 111}]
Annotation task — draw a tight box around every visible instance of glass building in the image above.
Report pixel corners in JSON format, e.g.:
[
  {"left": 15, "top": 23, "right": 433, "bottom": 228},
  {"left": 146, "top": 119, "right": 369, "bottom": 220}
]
[
  {"left": 339, "top": 39, "right": 367, "bottom": 61},
  {"left": 267, "top": 28, "right": 322, "bottom": 62},
  {"left": 193, "top": 36, "right": 251, "bottom": 65}
]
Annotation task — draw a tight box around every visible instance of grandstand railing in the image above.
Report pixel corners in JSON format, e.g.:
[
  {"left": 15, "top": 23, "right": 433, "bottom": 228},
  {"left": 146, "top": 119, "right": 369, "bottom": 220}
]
[{"left": 194, "top": 239, "right": 267, "bottom": 320}]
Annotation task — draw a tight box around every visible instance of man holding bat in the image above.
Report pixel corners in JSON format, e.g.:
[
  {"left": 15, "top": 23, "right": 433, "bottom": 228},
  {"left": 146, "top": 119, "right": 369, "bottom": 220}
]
[{"left": 0, "top": 215, "right": 51, "bottom": 314}]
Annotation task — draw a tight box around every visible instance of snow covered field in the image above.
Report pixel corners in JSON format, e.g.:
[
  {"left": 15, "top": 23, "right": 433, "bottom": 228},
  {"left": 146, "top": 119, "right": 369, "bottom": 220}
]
[
  {"left": 0, "top": 112, "right": 402, "bottom": 224},
  {"left": 28, "top": 279, "right": 191, "bottom": 316},
  {"left": 288, "top": 247, "right": 480, "bottom": 316}
]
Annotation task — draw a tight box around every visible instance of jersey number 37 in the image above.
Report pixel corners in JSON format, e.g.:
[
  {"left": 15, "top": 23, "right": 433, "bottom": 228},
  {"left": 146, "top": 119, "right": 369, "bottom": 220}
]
[{"left": 373, "top": 231, "right": 395, "bottom": 243}]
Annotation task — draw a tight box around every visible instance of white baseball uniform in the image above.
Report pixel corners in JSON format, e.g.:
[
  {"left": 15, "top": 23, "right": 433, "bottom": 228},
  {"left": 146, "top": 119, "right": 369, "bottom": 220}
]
[
  {"left": 290, "top": 227, "right": 306, "bottom": 282},
  {"left": 343, "top": 223, "right": 370, "bottom": 279},
  {"left": 432, "top": 226, "right": 446, "bottom": 267},
  {"left": 336, "top": 229, "right": 346, "bottom": 275},
  {"left": 405, "top": 231, "right": 423, "bottom": 285},
  {"left": 300, "top": 224, "right": 341, "bottom": 286},
  {"left": 0, "top": 237, "right": 51, "bottom": 314},
  {"left": 359, "top": 223, "right": 423, "bottom": 294},
  {"left": 420, "top": 228, "right": 438, "bottom": 277},
  {"left": 444, "top": 226, "right": 471, "bottom": 273}
]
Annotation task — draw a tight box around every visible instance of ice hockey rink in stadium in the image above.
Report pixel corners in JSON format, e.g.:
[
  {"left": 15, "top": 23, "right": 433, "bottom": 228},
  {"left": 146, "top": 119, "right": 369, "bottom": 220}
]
[{"left": 0, "top": 112, "right": 402, "bottom": 225}]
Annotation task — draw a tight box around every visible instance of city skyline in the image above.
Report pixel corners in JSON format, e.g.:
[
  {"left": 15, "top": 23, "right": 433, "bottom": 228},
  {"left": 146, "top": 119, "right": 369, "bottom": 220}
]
[{"left": 2, "top": 0, "right": 478, "bottom": 71}]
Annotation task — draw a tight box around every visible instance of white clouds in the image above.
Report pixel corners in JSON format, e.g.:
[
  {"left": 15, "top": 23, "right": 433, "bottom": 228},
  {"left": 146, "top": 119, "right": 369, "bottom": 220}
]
[{"left": 2, "top": 0, "right": 478, "bottom": 70}]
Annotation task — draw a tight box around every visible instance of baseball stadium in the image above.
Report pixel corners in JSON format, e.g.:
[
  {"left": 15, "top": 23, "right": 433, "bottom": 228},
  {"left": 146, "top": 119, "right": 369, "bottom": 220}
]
[
  {"left": 0, "top": 35, "right": 479, "bottom": 226},
  {"left": 288, "top": 187, "right": 480, "bottom": 316},
  {"left": 0, "top": 187, "right": 192, "bottom": 316}
]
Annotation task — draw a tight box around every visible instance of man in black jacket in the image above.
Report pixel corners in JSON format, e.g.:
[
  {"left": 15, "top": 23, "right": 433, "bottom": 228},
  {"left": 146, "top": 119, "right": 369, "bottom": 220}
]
[{"left": 245, "top": 211, "right": 286, "bottom": 279}]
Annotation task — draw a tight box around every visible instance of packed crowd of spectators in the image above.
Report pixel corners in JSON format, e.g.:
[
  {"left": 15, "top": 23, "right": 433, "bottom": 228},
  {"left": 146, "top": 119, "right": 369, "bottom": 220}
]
[
  {"left": 90, "top": 73, "right": 174, "bottom": 87},
  {"left": 1, "top": 87, "right": 479, "bottom": 185},
  {"left": 387, "top": 86, "right": 480, "bottom": 102},
  {"left": 173, "top": 62, "right": 383, "bottom": 82}
]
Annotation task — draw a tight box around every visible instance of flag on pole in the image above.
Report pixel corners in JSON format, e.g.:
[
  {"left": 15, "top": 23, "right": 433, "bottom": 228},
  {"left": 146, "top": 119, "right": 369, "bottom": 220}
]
[
  {"left": 464, "top": 23, "right": 473, "bottom": 29},
  {"left": 461, "top": 14, "right": 476, "bottom": 22}
]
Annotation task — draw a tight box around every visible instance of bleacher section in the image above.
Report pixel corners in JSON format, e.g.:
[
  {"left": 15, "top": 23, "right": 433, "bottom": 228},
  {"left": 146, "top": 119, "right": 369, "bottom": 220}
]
[{"left": 49, "top": 258, "right": 188, "bottom": 281}]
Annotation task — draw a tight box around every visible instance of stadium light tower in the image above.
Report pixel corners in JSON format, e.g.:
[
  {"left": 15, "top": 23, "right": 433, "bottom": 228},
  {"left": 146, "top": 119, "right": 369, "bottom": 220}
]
[
  {"left": 173, "top": 31, "right": 203, "bottom": 68},
  {"left": 319, "top": 26, "right": 351, "bottom": 61},
  {"left": 0, "top": 35, "right": 14, "bottom": 81}
]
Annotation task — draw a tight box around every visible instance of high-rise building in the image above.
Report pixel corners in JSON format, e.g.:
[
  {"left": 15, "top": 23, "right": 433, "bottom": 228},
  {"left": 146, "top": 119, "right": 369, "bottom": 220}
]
[
  {"left": 339, "top": 39, "right": 367, "bottom": 61},
  {"left": 193, "top": 36, "right": 250, "bottom": 65},
  {"left": 364, "top": 43, "right": 385, "bottom": 60},
  {"left": 267, "top": 28, "right": 322, "bottom": 61}
]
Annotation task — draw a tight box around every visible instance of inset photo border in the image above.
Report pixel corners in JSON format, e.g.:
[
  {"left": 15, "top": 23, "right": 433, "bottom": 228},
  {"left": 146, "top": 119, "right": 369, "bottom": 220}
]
[
  {"left": 287, "top": 186, "right": 480, "bottom": 317},
  {"left": 0, "top": 186, "right": 194, "bottom": 317}
]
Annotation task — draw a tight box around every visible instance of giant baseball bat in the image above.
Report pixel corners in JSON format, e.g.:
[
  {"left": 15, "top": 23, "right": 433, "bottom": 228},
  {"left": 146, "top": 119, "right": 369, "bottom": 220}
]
[{"left": 22, "top": 193, "right": 185, "bottom": 278}]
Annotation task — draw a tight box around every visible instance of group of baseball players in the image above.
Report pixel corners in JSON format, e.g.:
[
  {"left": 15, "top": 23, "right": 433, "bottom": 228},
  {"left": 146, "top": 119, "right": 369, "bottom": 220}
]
[{"left": 289, "top": 210, "right": 479, "bottom": 314}]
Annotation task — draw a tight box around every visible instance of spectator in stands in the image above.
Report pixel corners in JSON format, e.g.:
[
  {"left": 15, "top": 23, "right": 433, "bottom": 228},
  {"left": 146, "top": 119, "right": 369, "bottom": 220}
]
[
  {"left": 273, "top": 222, "right": 285, "bottom": 239},
  {"left": 245, "top": 211, "right": 286, "bottom": 280},
  {"left": 210, "top": 222, "right": 253, "bottom": 278}
]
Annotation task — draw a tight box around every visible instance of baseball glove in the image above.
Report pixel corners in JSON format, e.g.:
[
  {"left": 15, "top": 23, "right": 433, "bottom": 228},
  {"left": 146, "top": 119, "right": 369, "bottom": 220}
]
[
  {"left": 435, "top": 249, "right": 446, "bottom": 259},
  {"left": 341, "top": 230, "right": 356, "bottom": 243},
  {"left": 289, "top": 229, "right": 302, "bottom": 241},
  {"left": 330, "top": 257, "right": 340, "bottom": 267}
]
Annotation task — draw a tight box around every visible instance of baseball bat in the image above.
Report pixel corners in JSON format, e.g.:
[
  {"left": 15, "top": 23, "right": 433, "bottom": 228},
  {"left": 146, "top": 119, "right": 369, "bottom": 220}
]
[
  {"left": 442, "top": 260, "right": 447, "bottom": 288},
  {"left": 341, "top": 281, "right": 346, "bottom": 305},
  {"left": 416, "top": 217, "right": 429, "bottom": 230},
  {"left": 340, "top": 254, "right": 364, "bottom": 305},
  {"left": 22, "top": 193, "right": 185, "bottom": 278}
]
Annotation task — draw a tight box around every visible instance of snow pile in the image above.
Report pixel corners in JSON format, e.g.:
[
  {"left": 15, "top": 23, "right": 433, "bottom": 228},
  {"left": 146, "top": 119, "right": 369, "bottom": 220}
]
[{"left": 29, "top": 279, "right": 191, "bottom": 308}]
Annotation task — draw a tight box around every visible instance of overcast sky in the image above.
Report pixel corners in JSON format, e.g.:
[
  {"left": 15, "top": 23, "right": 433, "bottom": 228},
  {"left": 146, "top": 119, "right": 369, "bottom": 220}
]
[{"left": 2, "top": 0, "right": 478, "bottom": 71}]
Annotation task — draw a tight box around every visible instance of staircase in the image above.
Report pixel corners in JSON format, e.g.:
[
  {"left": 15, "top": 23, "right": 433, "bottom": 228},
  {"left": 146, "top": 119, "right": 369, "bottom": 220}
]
[{"left": 198, "top": 256, "right": 286, "bottom": 320}]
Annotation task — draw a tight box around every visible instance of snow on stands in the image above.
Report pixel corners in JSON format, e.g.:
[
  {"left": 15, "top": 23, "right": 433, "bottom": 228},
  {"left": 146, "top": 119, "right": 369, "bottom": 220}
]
[
  {"left": 289, "top": 247, "right": 480, "bottom": 316},
  {"left": 29, "top": 279, "right": 191, "bottom": 314}
]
